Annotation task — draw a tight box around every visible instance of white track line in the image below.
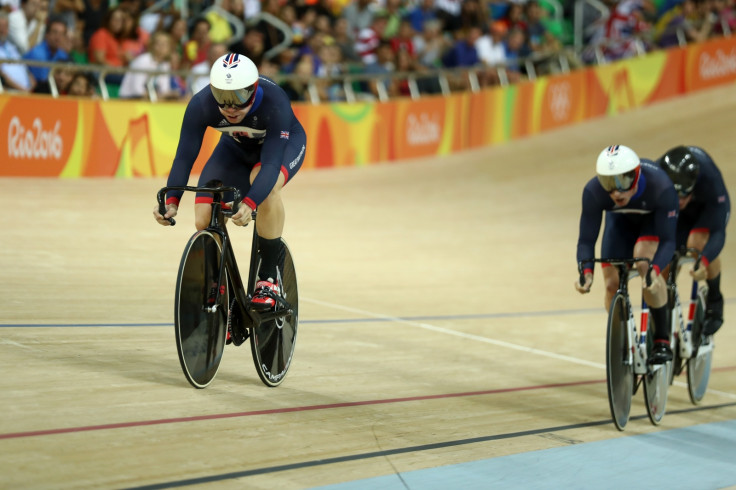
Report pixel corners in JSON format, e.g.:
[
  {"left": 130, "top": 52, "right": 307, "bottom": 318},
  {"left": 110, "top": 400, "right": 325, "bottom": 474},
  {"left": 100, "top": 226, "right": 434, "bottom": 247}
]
[
  {"left": 303, "top": 297, "right": 736, "bottom": 400},
  {"left": 303, "top": 297, "right": 604, "bottom": 369}
]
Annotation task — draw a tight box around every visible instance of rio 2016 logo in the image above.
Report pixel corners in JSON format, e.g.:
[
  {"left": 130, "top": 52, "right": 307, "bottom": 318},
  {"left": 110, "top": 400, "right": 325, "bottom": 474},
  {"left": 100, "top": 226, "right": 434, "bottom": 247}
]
[{"left": 7, "top": 116, "right": 63, "bottom": 159}]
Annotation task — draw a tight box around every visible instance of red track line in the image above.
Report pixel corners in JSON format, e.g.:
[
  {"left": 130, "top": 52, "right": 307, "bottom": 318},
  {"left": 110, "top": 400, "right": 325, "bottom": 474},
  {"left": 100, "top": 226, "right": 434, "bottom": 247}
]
[
  {"left": 0, "top": 379, "right": 605, "bottom": 440},
  {"left": 3, "top": 365, "right": 734, "bottom": 441}
]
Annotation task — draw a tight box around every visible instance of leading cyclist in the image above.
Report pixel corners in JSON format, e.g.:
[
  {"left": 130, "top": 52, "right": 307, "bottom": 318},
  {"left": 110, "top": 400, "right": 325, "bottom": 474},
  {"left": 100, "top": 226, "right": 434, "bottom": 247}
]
[
  {"left": 575, "top": 145, "right": 679, "bottom": 364},
  {"left": 153, "top": 53, "right": 307, "bottom": 310}
]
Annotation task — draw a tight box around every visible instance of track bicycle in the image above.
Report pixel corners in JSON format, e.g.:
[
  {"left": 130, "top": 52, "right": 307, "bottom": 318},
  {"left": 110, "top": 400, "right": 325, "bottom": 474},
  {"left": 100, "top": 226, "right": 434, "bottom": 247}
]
[
  {"left": 666, "top": 247, "right": 714, "bottom": 404},
  {"left": 156, "top": 184, "right": 298, "bottom": 389},
  {"left": 578, "top": 258, "right": 671, "bottom": 430}
]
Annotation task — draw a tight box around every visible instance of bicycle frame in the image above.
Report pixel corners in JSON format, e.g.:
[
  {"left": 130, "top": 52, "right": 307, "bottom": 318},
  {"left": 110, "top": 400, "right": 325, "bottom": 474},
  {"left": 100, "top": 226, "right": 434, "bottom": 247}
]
[
  {"left": 157, "top": 185, "right": 293, "bottom": 326},
  {"left": 666, "top": 249, "right": 713, "bottom": 360}
]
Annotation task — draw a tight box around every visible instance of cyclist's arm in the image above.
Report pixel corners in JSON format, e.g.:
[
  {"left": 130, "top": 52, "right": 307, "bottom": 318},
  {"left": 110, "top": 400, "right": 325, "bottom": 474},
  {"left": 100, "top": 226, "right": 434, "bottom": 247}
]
[
  {"left": 165, "top": 96, "right": 210, "bottom": 205},
  {"left": 651, "top": 186, "right": 679, "bottom": 274},
  {"left": 576, "top": 186, "right": 603, "bottom": 275},
  {"left": 697, "top": 191, "right": 730, "bottom": 266}
]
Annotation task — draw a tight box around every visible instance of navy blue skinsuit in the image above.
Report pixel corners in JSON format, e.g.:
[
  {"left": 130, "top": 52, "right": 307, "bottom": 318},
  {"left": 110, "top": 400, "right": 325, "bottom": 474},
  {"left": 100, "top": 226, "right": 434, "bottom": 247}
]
[
  {"left": 165, "top": 76, "right": 306, "bottom": 211},
  {"left": 669, "top": 146, "right": 731, "bottom": 268},
  {"left": 577, "top": 161, "right": 680, "bottom": 276}
]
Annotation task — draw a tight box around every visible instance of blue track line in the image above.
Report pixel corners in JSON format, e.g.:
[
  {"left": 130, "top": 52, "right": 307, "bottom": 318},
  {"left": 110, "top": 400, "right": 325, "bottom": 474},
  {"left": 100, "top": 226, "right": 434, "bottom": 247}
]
[{"left": 1, "top": 298, "right": 732, "bottom": 328}]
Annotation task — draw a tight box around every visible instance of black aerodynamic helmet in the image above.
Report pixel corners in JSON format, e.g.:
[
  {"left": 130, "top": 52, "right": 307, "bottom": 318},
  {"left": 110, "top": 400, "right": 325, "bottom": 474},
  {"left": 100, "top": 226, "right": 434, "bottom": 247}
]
[{"left": 658, "top": 146, "right": 700, "bottom": 197}]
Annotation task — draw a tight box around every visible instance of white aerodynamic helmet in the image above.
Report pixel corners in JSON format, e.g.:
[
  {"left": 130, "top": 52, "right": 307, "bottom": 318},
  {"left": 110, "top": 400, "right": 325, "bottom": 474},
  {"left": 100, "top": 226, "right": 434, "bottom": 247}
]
[
  {"left": 595, "top": 144, "right": 641, "bottom": 193},
  {"left": 209, "top": 53, "right": 259, "bottom": 108}
]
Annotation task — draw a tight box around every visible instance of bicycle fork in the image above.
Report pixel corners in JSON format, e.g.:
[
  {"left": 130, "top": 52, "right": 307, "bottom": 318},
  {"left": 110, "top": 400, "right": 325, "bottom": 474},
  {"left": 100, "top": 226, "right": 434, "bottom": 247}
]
[{"left": 633, "top": 296, "right": 649, "bottom": 374}]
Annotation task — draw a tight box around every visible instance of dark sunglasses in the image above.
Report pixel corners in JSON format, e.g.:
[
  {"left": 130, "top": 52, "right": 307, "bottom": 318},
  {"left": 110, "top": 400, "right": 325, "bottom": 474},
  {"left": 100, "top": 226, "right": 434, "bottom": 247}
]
[{"left": 216, "top": 101, "right": 250, "bottom": 110}]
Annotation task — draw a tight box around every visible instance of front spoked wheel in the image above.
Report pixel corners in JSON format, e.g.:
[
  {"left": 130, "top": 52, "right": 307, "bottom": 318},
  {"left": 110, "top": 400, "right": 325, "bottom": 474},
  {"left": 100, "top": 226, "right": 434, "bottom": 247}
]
[
  {"left": 606, "top": 294, "right": 634, "bottom": 431},
  {"left": 175, "top": 231, "right": 228, "bottom": 389},
  {"left": 644, "top": 328, "right": 671, "bottom": 426},
  {"left": 688, "top": 287, "right": 712, "bottom": 404},
  {"left": 250, "top": 239, "right": 299, "bottom": 387}
]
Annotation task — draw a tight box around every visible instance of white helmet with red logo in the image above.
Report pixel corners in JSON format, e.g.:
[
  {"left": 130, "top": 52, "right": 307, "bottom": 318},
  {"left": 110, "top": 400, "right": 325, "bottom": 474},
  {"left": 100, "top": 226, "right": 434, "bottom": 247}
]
[
  {"left": 209, "top": 53, "right": 259, "bottom": 108},
  {"left": 596, "top": 145, "right": 641, "bottom": 193}
]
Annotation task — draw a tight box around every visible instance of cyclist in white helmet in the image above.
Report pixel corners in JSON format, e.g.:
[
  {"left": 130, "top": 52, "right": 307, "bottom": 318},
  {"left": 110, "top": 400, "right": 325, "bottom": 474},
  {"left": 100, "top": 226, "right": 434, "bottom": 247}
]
[
  {"left": 575, "top": 145, "right": 680, "bottom": 364},
  {"left": 154, "top": 53, "right": 307, "bottom": 310}
]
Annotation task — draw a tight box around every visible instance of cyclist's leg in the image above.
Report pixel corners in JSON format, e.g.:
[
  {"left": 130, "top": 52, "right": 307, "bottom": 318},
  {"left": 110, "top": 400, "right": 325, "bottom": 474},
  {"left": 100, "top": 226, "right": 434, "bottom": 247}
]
[
  {"left": 194, "top": 140, "right": 255, "bottom": 230},
  {"left": 687, "top": 229, "right": 724, "bottom": 334},
  {"left": 633, "top": 216, "right": 671, "bottom": 355},
  {"left": 250, "top": 131, "right": 305, "bottom": 285},
  {"left": 601, "top": 213, "right": 637, "bottom": 310}
]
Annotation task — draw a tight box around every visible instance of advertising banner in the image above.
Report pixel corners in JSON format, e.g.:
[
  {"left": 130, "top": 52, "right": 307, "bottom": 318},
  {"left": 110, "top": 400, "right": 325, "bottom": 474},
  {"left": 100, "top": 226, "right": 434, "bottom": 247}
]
[{"left": 1, "top": 36, "right": 734, "bottom": 177}]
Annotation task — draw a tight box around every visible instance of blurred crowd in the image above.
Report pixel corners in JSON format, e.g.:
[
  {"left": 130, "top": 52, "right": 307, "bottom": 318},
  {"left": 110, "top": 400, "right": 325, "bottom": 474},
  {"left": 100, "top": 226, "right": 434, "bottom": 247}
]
[{"left": 0, "top": 0, "right": 733, "bottom": 101}]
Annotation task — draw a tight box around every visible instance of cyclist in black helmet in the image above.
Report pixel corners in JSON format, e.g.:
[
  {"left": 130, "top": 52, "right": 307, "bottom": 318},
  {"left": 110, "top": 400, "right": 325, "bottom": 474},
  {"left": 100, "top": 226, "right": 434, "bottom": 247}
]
[{"left": 658, "top": 146, "right": 730, "bottom": 336}]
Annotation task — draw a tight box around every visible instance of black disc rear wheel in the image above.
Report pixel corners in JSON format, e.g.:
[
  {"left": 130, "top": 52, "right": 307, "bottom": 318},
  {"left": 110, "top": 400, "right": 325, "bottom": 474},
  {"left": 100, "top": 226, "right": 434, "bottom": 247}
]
[
  {"left": 606, "top": 294, "right": 634, "bottom": 431},
  {"left": 250, "top": 239, "right": 298, "bottom": 387},
  {"left": 175, "top": 231, "right": 228, "bottom": 389}
]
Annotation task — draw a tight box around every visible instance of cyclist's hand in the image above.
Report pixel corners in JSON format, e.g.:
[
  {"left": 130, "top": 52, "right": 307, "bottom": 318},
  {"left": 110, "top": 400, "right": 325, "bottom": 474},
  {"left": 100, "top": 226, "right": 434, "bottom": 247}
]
[
  {"left": 231, "top": 201, "right": 253, "bottom": 227},
  {"left": 644, "top": 269, "right": 665, "bottom": 296},
  {"left": 690, "top": 263, "right": 707, "bottom": 281},
  {"left": 575, "top": 273, "right": 593, "bottom": 294},
  {"left": 153, "top": 203, "right": 177, "bottom": 226}
]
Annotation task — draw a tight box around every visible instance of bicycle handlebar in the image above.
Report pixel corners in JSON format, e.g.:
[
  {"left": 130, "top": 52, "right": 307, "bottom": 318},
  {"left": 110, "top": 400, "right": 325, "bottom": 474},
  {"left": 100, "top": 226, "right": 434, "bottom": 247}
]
[
  {"left": 578, "top": 257, "right": 654, "bottom": 288},
  {"left": 157, "top": 185, "right": 248, "bottom": 226}
]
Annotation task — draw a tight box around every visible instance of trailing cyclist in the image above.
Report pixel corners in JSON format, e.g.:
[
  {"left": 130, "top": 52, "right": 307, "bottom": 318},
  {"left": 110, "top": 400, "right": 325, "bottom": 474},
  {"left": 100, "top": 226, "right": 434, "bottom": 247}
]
[{"left": 657, "top": 146, "right": 730, "bottom": 336}]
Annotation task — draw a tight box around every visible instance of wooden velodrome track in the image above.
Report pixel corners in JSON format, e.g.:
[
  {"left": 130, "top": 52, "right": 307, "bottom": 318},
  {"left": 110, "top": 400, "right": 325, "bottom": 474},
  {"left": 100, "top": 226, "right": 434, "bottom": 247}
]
[{"left": 1, "top": 83, "right": 735, "bottom": 489}]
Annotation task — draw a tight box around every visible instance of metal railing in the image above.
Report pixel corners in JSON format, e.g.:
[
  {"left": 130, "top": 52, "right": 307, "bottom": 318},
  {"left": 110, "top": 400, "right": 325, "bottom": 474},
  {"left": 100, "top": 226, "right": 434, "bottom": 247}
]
[{"left": 0, "top": 48, "right": 580, "bottom": 103}]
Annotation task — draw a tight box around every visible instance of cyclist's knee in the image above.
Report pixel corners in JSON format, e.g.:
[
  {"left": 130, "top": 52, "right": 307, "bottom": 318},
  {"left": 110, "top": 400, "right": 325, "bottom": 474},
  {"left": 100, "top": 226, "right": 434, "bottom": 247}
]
[
  {"left": 195, "top": 204, "right": 211, "bottom": 230},
  {"left": 686, "top": 231, "right": 709, "bottom": 251}
]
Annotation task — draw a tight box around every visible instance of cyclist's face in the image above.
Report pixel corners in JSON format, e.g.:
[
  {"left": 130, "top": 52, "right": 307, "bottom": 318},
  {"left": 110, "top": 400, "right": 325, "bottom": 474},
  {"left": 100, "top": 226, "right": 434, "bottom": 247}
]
[
  {"left": 678, "top": 193, "right": 693, "bottom": 210},
  {"left": 218, "top": 104, "right": 251, "bottom": 123},
  {"left": 608, "top": 186, "right": 637, "bottom": 207}
]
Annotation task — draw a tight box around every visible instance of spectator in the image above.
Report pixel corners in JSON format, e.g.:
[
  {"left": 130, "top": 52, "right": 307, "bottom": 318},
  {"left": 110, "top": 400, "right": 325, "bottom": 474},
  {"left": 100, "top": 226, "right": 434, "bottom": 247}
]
[
  {"left": 713, "top": 0, "right": 736, "bottom": 34},
  {"left": 118, "top": 30, "right": 179, "bottom": 99},
  {"left": 315, "top": 39, "right": 344, "bottom": 101},
  {"left": 120, "top": 7, "right": 148, "bottom": 62},
  {"left": 413, "top": 18, "right": 450, "bottom": 68},
  {"left": 341, "top": 0, "right": 374, "bottom": 39},
  {"left": 459, "top": 0, "right": 487, "bottom": 31},
  {"left": 383, "top": 0, "right": 406, "bottom": 39},
  {"left": 442, "top": 24, "right": 481, "bottom": 69},
  {"left": 254, "top": 0, "right": 287, "bottom": 53},
  {"left": 23, "top": 15, "right": 69, "bottom": 80},
  {"left": 32, "top": 63, "right": 72, "bottom": 93},
  {"left": 476, "top": 20, "right": 508, "bottom": 84},
  {"left": 333, "top": 16, "right": 360, "bottom": 62},
  {"left": 355, "top": 10, "right": 388, "bottom": 64},
  {"left": 390, "top": 18, "right": 415, "bottom": 57},
  {"left": 80, "top": 0, "right": 108, "bottom": 46},
  {"left": 66, "top": 70, "right": 94, "bottom": 96},
  {"left": 188, "top": 40, "right": 227, "bottom": 94},
  {"left": 405, "top": 0, "right": 438, "bottom": 34},
  {"left": 8, "top": 0, "right": 46, "bottom": 53},
  {"left": 435, "top": 0, "right": 462, "bottom": 33},
  {"left": 280, "top": 51, "right": 315, "bottom": 101},
  {"left": 442, "top": 24, "right": 483, "bottom": 90},
  {"left": 525, "top": 0, "right": 568, "bottom": 75},
  {"left": 229, "top": 28, "right": 265, "bottom": 66},
  {"left": 0, "top": 11, "right": 34, "bottom": 91},
  {"left": 49, "top": 0, "right": 83, "bottom": 33},
  {"left": 88, "top": 6, "right": 127, "bottom": 71},
  {"left": 68, "top": 22, "right": 87, "bottom": 62},
  {"left": 588, "top": 0, "right": 651, "bottom": 62},
  {"left": 362, "top": 40, "right": 396, "bottom": 99},
  {"left": 184, "top": 17, "right": 211, "bottom": 67},
  {"left": 503, "top": 25, "right": 529, "bottom": 81}
]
